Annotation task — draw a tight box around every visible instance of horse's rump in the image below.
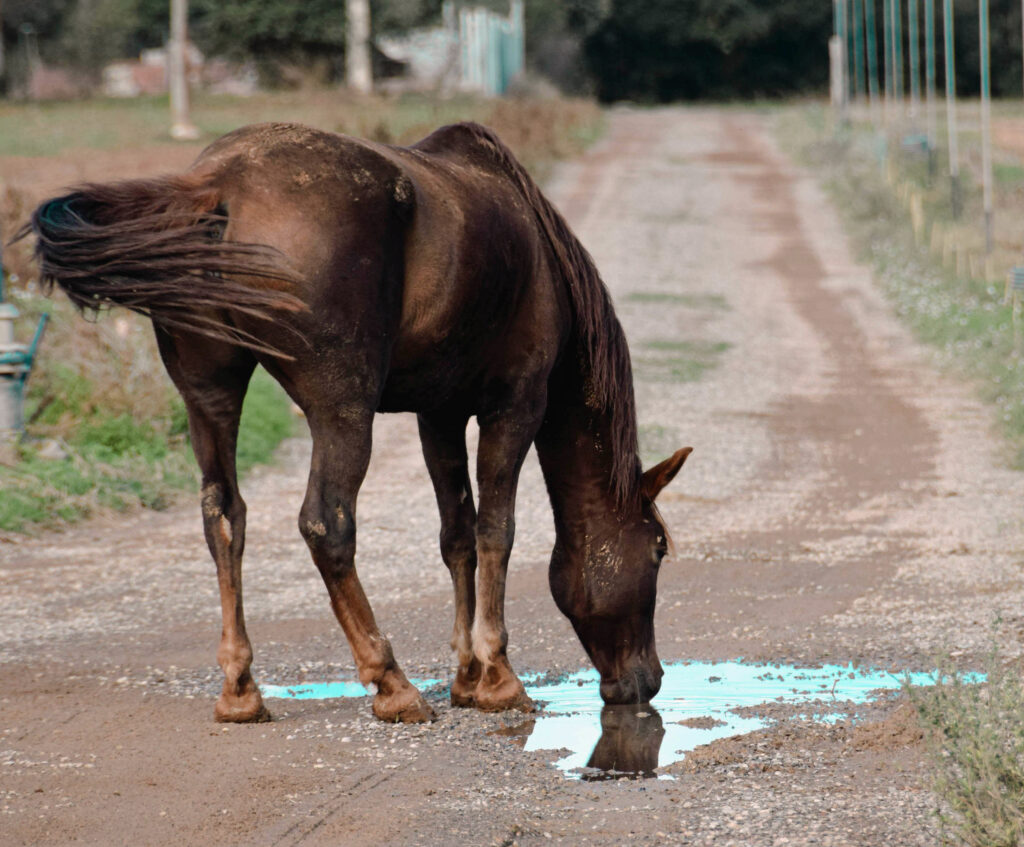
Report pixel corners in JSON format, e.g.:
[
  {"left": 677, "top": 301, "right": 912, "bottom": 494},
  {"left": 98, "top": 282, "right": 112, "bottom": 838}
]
[{"left": 19, "top": 174, "right": 306, "bottom": 357}]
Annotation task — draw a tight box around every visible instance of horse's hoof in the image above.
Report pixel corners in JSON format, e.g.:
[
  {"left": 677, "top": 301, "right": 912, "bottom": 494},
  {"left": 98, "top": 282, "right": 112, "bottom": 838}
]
[
  {"left": 214, "top": 698, "right": 272, "bottom": 723},
  {"left": 473, "top": 679, "right": 536, "bottom": 714},
  {"left": 450, "top": 688, "right": 476, "bottom": 708},
  {"left": 373, "top": 691, "right": 436, "bottom": 724},
  {"left": 450, "top": 663, "right": 481, "bottom": 708}
]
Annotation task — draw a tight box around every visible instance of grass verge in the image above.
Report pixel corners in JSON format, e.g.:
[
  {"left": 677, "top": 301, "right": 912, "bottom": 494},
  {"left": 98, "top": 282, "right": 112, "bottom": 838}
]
[
  {"left": 908, "top": 655, "right": 1024, "bottom": 847},
  {"left": 776, "top": 105, "right": 1024, "bottom": 468}
]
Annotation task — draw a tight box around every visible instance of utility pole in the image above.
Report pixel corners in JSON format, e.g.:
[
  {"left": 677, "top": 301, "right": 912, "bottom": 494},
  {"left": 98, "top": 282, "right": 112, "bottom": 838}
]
[
  {"left": 169, "top": 0, "right": 199, "bottom": 140},
  {"left": 345, "top": 0, "right": 373, "bottom": 94}
]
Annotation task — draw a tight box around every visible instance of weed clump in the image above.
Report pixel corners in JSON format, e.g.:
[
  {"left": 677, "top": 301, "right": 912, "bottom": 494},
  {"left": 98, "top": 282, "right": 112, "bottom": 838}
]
[{"left": 910, "top": 657, "right": 1024, "bottom": 847}]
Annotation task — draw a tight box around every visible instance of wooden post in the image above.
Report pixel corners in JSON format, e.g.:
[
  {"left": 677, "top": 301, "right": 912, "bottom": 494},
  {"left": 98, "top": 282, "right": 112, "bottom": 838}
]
[
  {"left": 168, "top": 0, "right": 199, "bottom": 140},
  {"left": 345, "top": 0, "right": 373, "bottom": 94}
]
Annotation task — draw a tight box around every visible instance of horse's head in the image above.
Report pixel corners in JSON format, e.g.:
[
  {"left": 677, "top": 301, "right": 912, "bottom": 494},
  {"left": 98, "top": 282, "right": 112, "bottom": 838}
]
[{"left": 549, "top": 447, "right": 691, "bottom": 705}]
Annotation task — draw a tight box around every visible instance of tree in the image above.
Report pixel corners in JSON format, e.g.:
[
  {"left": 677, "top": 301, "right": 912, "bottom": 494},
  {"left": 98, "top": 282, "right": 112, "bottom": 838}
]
[{"left": 583, "top": 0, "right": 831, "bottom": 101}]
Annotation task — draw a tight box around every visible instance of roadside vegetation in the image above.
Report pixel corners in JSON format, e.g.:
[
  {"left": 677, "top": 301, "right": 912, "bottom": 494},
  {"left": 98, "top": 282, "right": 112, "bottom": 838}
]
[
  {"left": 778, "top": 103, "right": 1024, "bottom": 469},
  {"left": 908, "top": 655, "right": 1024, "bottom": 847},
  {"left": 0, "top": 93, "right": 602, "bottom": 535},
  {"left": 779, "top": 103, "right": 1024, "bottom": 847}
]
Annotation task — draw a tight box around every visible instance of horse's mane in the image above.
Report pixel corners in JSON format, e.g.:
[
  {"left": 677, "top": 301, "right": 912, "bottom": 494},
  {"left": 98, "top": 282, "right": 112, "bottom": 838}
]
[{"left": 464, "top": 124, "right": 641, "bottom": 507}]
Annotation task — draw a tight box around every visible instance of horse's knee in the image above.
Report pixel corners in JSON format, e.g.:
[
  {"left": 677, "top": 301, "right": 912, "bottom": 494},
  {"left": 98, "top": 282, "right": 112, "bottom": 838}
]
[
  {"left": 200, "top": 482, "right": 246, "bottom": 553},
  {"left": 300, "top": 501, "right": 356, "bottom": 573}
]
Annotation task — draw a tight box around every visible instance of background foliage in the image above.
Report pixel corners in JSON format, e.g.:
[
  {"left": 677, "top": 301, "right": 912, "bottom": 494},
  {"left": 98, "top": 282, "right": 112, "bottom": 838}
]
[{"left": 4, "top": 2, "right": 1024, "bottom": 111}]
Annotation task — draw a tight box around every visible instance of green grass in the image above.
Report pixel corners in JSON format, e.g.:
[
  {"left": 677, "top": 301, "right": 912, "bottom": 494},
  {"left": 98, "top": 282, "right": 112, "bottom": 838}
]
[
  {"left": 909, "top": 654, "right": 1024, "bottom": 847},
  {"left": 0, "top": 366, "right": 293, "bottom": 534},
  {"left": 993, "top": 161, "right": 1024, "bottom": 186},
  {"left": 624, "top": 291, "right": 730, "bottom": 310},
  {"left": 634, "top": 339, "right": 731, "bottom": 383},
  {"left": 638, "top": 423, "right": 683, "bottom": 466}
]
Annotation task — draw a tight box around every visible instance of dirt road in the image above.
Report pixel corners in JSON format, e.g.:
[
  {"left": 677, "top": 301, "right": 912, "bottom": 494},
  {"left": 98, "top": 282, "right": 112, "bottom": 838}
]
[{"left": 4, "top": 107, "right": 1024, "bottom": 846}]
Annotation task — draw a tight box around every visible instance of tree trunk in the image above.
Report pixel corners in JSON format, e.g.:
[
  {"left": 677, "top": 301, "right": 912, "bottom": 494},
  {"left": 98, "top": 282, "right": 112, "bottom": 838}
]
[{"left": 345, "top": 0, "right": 372, "bottom": 94}]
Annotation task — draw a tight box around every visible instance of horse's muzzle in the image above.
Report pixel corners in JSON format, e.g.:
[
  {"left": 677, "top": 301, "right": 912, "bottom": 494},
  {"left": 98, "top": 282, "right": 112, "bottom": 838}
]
[{"left": 599, "top": 661, "right": 663, "bottom": 705}]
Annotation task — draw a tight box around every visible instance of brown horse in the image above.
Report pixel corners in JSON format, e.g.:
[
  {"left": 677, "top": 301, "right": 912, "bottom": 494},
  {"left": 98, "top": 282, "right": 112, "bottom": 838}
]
[{"left": 22, "top": 121, "right": 690, "bottom": 724}]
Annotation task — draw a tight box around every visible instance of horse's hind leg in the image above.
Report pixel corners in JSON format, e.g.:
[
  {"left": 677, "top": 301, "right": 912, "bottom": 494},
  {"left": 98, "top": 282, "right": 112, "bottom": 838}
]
[
  {"left": 300, "top": 406, "right": 435, "bottom": 723},
  {"left": 417, "top": 412, "right": 482, "bottom": 707},
  {"left": 155, "top": 330, "right": 269, "bottom": 723}
]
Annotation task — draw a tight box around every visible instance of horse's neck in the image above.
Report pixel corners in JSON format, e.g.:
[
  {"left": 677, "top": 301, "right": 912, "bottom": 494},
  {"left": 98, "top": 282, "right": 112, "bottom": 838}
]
[{"left": 534, "top": 389, "right": 629, "bottom": 543}]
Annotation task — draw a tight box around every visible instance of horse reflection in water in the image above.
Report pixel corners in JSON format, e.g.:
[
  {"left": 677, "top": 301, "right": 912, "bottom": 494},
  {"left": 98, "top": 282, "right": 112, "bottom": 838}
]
[
  {"left": 23, "top": 121, "right": 690, "bottom": 725},
  {"left": 583, "top": 706, "right": 666, "bottom": 780}
]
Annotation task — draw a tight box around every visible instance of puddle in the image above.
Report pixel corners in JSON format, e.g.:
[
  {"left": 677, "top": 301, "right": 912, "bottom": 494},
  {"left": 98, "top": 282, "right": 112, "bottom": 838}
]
[
  {"left": 261, "top": 677, "right": 442, "bottom": 699},
  {"left": 260, "top": 661, "right": 976, "bottom": 781},
  {"left": 519, "top": 661, "right": 954, "bottom": 780}
]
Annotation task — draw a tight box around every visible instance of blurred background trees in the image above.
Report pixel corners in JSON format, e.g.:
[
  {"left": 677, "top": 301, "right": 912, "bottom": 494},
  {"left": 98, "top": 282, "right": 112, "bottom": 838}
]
[{"left": 1, "top": 0, "right": 1023, "bottom": 101}]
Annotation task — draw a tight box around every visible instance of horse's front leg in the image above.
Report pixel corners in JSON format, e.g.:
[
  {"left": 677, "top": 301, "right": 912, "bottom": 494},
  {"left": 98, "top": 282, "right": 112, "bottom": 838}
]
[
  {"left": 301, "top": 407, "right": 435, "bottom": 723},
  {"left": 470, "top": 410, "right": 543, "bottom": 713},
  {"left": 417, "top": 411, "right": 482, "bottom": 707},
  {"left": 158, "top": 333, "right": 269, "bottom": 723}
]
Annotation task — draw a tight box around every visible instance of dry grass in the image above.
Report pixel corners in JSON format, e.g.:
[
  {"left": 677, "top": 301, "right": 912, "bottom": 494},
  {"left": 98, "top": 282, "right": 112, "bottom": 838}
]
[{"left": 909, "top": 656, "right": 1024, "bottom": 847}]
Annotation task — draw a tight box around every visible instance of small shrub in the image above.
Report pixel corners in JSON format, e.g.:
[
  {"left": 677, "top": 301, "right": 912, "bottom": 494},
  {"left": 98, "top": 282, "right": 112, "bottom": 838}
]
[{"left": 910, "top": 656, "right": 1024, "bottom": 847}]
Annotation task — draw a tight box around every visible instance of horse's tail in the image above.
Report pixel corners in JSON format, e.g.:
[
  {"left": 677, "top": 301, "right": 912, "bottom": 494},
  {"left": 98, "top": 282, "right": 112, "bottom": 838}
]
[{"left": 16, "top": 174, "right": 306, "bottom": 357}]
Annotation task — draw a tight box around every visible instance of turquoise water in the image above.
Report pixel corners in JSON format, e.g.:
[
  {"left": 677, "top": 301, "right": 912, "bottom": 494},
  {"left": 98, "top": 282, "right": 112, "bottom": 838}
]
[
  {"left": 521, "top": 661, "right": 944, "bottom": 778},
  {"left": 260, "top": 661, "right": 974, "bottom": 779},
  {"left": 261, "top": 677, "right": 442, "bottom": 700}
]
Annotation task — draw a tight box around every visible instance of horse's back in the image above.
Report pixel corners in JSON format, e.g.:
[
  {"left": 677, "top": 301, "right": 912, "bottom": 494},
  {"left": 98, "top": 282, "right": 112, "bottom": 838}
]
[{"left": 191, "top": 122, "right": 565, "bottom": 415}]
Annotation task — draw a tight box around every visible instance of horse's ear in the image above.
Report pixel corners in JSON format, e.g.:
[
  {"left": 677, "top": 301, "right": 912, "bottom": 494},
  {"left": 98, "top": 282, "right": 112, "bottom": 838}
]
[{"left": 641, "top": 447, "right": 692, "bottom": 501}]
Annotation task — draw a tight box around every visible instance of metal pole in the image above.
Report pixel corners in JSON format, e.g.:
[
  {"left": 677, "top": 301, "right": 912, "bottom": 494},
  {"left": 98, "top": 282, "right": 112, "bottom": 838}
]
[
  {"left": 884, "top": 0, "right": 893, "bottom": 119},
  {"left": 853, "top": 0, "right": 867, "bottom": 99},
  {"left": 839, "top": 0, "right": 849, "bottom": 103},
  {"left": 925, "top": 0, "right": 937, "bottom": 149},
  {"left": 894, "top": 0, "right": 903, "bottom": 110},
  {"left": 168, "top": 0, "right": 198, "bottom": 140},
  {"left": 980, "top": 0, "right": 993, "bottom": 253},
  {"left": 908, "top": 0, "right": 921, "bottom": 120},
  {"left": 345, "top": 0, "right": 373, "bottom": 94},
  {"left": 866, "top": 0, "right": 881, "bottom": 112},
  {"left": 943, "top": 0, "right": 960, "bottom": 217}
]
